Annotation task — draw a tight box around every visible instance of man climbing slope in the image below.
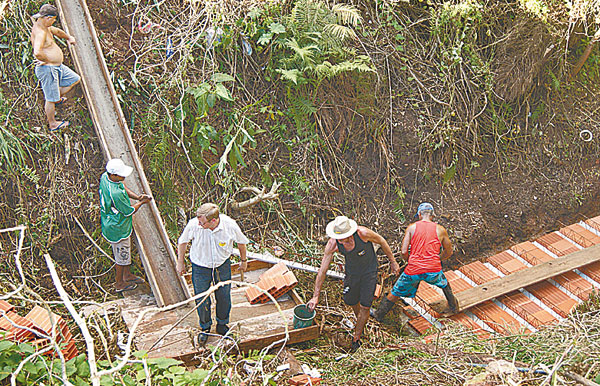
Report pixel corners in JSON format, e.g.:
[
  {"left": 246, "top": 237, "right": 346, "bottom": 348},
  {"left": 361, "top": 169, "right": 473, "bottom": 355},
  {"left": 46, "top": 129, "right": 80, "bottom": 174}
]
[
  {"left": 99, "top": 158, "right": 152, "bottom": 293},
  {"left": 373, "top": 202, "right": 458, "bottom": 323},
  {"left": 307, "top": 216, "right": 400, "bottom": 352},
  {"left": 30, "top": 4, "right": 80, "bottom": 131}
]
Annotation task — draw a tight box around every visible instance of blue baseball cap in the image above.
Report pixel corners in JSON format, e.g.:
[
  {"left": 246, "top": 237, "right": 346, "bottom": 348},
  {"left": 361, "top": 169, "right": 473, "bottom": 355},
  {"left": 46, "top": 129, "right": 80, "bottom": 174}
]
[{"left": 414, "top": 202, "right": 434, "bottom": 218}]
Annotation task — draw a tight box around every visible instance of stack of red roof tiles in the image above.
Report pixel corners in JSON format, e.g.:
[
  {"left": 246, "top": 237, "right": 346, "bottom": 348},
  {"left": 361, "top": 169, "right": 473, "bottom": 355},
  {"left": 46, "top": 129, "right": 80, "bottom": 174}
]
[
  {"left": 245, "top": 262, "right": 299, "bottom": 304},
  {"left": 0, "top": 301, "right": 78, "bottom": 360},
  {"left": 401, "top": 215, "right": 600, "bottom": 339}
]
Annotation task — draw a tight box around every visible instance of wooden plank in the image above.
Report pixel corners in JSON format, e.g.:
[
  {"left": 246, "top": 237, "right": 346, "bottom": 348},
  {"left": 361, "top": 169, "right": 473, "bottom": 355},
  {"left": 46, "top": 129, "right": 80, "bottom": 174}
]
[
  {"left": 55, "top": 0, "right": 189, "bottom": 306},
  {"left": 430, "top": 243, "right": 600, "bottom": 314}
]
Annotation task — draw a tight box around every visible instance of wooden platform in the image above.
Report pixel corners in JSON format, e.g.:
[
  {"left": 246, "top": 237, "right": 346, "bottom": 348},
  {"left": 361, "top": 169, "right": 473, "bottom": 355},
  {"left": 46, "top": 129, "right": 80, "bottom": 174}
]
[{"left": 104, "top": 261, "right": 319, "bottom": 361}]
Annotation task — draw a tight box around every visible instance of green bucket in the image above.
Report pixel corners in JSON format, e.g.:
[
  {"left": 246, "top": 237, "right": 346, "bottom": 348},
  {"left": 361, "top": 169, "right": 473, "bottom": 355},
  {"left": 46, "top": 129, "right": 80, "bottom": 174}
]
[{"left": 293, "top": 304, "right": 316, "bottom": 329}]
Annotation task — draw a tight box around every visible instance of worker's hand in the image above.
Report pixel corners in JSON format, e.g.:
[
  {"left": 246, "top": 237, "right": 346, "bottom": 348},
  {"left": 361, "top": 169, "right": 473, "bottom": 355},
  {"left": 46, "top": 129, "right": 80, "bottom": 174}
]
[
  {"left": 67, "top": 36, "right": 76, "bottom": 45},
  {"left": 176, "top": 261, "right": 186, "bottom": 276},
  {"left": 390, "top": 260, "right": 401, "bottom": 276},
  {"left": 307, "top": 295, "right": 319, "bottom": 311},
  {"left": 239, "top": 260, "right": 247, "bottom": 272}
]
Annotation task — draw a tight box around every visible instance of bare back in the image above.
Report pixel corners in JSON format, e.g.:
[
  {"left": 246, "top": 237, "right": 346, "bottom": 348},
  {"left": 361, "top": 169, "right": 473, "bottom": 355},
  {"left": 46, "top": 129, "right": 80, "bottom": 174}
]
[{"left": 31, "top": 23, "right": 63, "bottom": 66}]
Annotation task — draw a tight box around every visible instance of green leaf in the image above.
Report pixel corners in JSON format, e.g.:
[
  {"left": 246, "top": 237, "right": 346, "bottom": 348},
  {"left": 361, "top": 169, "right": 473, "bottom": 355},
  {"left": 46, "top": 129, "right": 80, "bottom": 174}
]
[
  {"left": 257, "top": 32, "right": 273, "bottom": 46},
  {"left": 148, "top": 357, "right": 182, "bottom": 369},
  {"left": 18, "top": 342, "right": 35, "bottom": 354},
  {"left": 0, "top": 341, "right": 15, "bottom": 352},
  {"left": 214, "top": 83, "right": 233, "bottom": 101},
  {"left": 206, "top": 93, "right": 216, "bottom": 108},
  {"left": 275, "top": 68, "right": 302, "bottom": 85},
  {"left": 269, "top": 22, "right": 286, "bottom": 34},
  {"left": 169, "top": 366, "right": 186, "bottom": 375},
  {"left": 442, "top": 163, "right": 456, "bottom": 184},
  {"left": 76, "top": 358, "right": 90, "bottom": 377},
  {"left": 211, "top": 73, "right": 235, "bottom": 83}
]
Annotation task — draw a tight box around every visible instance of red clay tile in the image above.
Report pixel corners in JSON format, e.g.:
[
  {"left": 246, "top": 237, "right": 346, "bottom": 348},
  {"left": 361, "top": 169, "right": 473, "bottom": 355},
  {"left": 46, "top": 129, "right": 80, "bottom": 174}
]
[
  {"left": 511, "top": 242, "right": 553, "bottom": 265},
  {"left": 0, "top": 300, "right": 14, "bottom": 313},
  {"left": 551, "top": 271, "right": 594, "bottom": 301},
  {"left": 526, "top": 281, "right": 577, "bottom": 317},
  {"left": 536, "top": 233, "right": 579, "bottom": 256},
  {"left": 585, "top": 216, "right": 600, "bottom": 232},
  {"left": 498, "top": 292, "right": 557, "bottom": 328},
  {"left": 408, "top": 316, "right": 432, "bottom": 335},
  {"left": 560, "top": 224, "right": 600, "bottom": 248},
  {"left": 444, "top": 271, "right": 473, "bottom": 293},
  {"left": 487, "top": 252, "right": 528, "bottom": 275},
  {"left": 282, "top": 271, "right": 298, "bottom": 288},
  {"left": 447, "top": 313, "right": 490, "bottom": 339},
  {"left": 0, "top": 311, "right": 36, "bottom": 342},
  {"left": 260, "top": 262, "right": 288, "bottom": 281},
  {"left": 469, "top": 301, "right": 529, "bottom": 335},
  {"left": 460, "top": 262, "right": 499, "bottom": 284},
  {"left": 580, "top": 261, "right": 600, "bottom": 283},
  {"left": 374, "top": 284, "right": 382, "bottom": 299}
]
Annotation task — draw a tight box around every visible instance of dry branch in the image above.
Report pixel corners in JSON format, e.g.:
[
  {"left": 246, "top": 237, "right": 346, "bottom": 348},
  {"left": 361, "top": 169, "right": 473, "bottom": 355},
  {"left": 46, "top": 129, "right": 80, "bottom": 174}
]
[{"left": 231, "top": 181, "right": 281, "bottom": 210}]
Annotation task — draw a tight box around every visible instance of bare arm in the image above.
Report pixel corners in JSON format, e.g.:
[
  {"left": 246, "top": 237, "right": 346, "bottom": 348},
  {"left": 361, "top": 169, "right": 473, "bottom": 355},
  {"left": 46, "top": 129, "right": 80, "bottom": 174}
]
[
  {"left": 32, "top": 30, "right": 49, "bottom": 63},
  {"left": 238, "top": 243, "right": 248, "bottom": 272},
  {"left": 438, "top": 225, "right": 453, "bottom": 261},
  {"left": 124, "top": 183, "right": 152, "bottom": 202},
  {"left": 401, "top": 224, "right": 416, "bottom": 259},
  {"left": 307, "top": 238, "right": 337, "bottom": 311},
  {"left": 176, "top": 242, "right": 189, "bottom": 275},
  {"left": 357, "top": 227, "right": 400, "bottom": 275},
  {"left": 49, "top": 26, "right": 75, "bottom": 44}
]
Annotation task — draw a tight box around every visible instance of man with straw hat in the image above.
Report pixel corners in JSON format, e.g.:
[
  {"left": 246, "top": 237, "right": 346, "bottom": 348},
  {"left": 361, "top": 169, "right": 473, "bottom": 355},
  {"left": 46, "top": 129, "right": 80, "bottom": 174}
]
[
  {"left": 372, "top": 202, "right": 458, "bottom": 323},
  {"left": 307, "top": 216, "right": 400, "bottom": 352}
]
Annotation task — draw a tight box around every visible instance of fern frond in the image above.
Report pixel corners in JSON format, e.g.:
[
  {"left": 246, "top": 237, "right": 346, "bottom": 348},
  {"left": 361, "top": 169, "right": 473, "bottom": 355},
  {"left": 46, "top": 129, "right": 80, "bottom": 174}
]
[
  {"left": 286, "top": 38, "right": 319, "bottom": 65},
  {"left": 331, "top": 3, "right": 361, "bottom": 26},
  {"left": 323, "top": 24, "right": 357, "bottom": 41}
]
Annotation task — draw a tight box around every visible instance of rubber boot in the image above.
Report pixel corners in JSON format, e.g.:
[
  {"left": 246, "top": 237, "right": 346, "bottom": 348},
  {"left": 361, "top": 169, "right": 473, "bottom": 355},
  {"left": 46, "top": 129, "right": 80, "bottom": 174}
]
[
  {"left": 442, "top": 284, "right": 459, "bottom": 313},
  {"left": 372, "top": 296, "right": 396, "bottom": 322}
]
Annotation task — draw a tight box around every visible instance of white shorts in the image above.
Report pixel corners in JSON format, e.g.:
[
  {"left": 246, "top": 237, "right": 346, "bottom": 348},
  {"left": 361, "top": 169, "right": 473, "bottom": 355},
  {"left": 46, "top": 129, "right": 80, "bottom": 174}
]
[{"left": 111, "top": 238, "right": 131, "bottom": 266}]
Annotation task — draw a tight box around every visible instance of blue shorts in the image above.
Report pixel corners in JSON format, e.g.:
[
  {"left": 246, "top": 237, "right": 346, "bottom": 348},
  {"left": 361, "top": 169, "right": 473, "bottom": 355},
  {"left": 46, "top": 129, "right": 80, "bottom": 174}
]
[
  {"left": 35, "top": 64, "right": 80, "bottom": 103},
  {"left": 391, "top": 270, "right": 448, "bottom": 298}
]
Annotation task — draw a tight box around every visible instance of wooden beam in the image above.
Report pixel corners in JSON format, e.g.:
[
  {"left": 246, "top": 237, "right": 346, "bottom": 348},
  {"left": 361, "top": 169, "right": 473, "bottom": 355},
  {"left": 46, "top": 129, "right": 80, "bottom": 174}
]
[
  {"left": 430, "top": 243, "right": 600, "bottom": 314},
  {"left": 55, "top": 0, "right": 190, "bottom": 306}
]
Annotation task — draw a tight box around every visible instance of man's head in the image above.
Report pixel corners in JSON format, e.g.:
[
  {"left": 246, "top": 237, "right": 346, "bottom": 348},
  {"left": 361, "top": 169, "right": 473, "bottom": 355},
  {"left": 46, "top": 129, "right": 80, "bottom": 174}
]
[
  {"left": 106, "top": 158, "right": 133, "bottom": 181},
  {"left": 326, "top": 216, "right": 358, "bottom": 241},
  {"left": 415, "top": 202, "right": 435, "bottom": 220},
  {"left": 197, "top": 203, "right": 220, "bottom": 230},
  {"left": 32, "top": 4, "right": 58, "bottom": 25}
]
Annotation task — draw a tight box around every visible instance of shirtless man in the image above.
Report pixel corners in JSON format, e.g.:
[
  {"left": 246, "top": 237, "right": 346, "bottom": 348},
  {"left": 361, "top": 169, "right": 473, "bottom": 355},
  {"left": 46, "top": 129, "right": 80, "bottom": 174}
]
[{"left": 30, "top": 4, "right": 80, "bottom": 131}]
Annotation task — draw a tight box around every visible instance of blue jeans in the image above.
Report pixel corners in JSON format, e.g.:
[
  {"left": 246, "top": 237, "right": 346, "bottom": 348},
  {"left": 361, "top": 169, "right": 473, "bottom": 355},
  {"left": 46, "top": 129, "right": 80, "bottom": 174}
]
[{"left": 191, "top": 259, "right": 231, "bottom": 331}]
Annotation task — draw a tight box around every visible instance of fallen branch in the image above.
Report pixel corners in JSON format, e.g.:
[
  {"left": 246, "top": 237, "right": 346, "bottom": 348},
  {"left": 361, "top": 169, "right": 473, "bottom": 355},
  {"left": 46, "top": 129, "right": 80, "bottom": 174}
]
[{"left": 231, "top": 181, "right": 281, "bottom": 210}]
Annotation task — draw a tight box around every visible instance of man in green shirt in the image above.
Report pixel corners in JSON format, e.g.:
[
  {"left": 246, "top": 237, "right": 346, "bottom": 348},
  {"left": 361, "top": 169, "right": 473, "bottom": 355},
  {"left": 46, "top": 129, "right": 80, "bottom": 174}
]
[{"left": 99, "top": 158, "right": 152, "bottom": 292}]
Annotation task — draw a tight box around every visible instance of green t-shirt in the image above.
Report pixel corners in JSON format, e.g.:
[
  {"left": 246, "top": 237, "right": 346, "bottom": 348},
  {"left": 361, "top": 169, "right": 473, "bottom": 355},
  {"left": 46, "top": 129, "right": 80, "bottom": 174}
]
[{"left": 99, "top": 172, "right": 135, "bottom": 242}]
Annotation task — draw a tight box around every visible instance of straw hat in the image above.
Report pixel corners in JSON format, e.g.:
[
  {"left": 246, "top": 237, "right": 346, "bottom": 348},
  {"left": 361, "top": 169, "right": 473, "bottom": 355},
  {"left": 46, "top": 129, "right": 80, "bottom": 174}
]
[{"left": 326, "top": 216, "right": 358, "bottom": 239}]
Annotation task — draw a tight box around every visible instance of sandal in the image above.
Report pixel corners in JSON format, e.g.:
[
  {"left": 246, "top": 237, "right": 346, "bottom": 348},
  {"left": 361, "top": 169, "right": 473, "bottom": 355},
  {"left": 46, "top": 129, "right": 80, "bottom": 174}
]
[{"left": 115, "top": 283, "right": 138, "bottom": 293}]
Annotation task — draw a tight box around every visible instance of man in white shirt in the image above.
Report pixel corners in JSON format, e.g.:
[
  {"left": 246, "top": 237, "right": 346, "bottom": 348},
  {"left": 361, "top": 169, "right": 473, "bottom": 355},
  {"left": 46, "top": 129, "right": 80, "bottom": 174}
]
[{"left": 176, "top": 203, "right": 249, "bottom": 344}]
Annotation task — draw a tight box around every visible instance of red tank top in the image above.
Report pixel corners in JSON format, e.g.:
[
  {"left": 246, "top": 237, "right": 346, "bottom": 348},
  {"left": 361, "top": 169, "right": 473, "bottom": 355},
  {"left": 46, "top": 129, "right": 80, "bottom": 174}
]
[{"left": 404, "top": 220, "right": 442, "bottom": 275}]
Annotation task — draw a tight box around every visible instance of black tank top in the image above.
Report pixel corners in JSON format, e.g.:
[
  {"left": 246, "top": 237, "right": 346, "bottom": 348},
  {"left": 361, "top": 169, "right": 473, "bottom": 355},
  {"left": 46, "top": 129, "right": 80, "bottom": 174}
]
[{"left": 336, "top": 232, "right": 378, "bottom": 276}]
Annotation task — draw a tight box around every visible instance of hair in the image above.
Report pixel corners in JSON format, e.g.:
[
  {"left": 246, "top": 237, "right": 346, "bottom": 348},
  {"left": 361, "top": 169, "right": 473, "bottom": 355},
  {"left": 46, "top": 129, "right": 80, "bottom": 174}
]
[
  {"left": 196, "top": 203, "right": 219, "bottom": 221},
  {"left": 419, "top": 209, "right": 434, "bottom": 218}
]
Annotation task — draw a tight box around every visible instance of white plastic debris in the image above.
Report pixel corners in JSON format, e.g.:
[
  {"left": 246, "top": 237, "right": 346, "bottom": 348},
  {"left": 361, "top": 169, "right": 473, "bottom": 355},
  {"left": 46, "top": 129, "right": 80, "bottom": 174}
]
[{"left": 276, "top": 363, "right": 290, "bottom": 372}]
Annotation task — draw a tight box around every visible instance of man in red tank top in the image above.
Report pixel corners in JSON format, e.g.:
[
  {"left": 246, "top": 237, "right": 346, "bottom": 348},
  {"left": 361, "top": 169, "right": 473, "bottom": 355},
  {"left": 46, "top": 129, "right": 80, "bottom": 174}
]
[{"left": 372, "top": 203, "right": 458, "bottom": 324}]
